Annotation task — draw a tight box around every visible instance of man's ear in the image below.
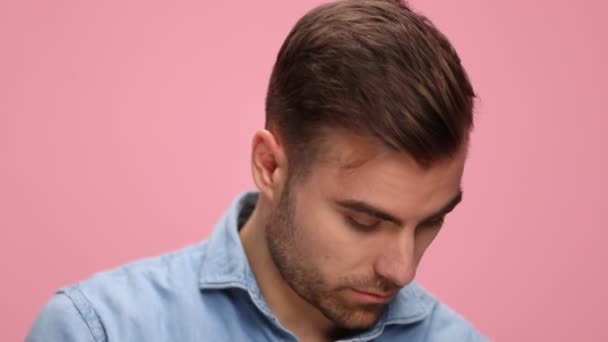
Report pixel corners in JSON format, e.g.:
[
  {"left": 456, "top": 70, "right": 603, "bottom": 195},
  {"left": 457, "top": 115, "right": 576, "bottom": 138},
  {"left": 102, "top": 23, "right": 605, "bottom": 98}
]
[{"left": 250, "top": 129, "right": 288, "bottom": 202}]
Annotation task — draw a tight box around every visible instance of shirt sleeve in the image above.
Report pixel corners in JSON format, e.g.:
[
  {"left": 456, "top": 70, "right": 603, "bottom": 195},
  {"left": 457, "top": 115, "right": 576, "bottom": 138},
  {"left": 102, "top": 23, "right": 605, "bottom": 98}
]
[{"left": 26, "top": 293, "right": 98, "bottom": 342}]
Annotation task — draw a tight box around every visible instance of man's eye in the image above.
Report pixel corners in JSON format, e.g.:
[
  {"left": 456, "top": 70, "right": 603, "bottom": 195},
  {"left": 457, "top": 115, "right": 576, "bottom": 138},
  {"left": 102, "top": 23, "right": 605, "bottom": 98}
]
[{"left": 346, "top": 215, "right": 380, "bottom": 231}]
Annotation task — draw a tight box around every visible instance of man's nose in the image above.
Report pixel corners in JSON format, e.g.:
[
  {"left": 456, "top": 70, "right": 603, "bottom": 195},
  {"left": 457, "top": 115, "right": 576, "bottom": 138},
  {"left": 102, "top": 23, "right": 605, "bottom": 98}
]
[{"left": 374, "top": 232, "right": 417, "bottom": 288}]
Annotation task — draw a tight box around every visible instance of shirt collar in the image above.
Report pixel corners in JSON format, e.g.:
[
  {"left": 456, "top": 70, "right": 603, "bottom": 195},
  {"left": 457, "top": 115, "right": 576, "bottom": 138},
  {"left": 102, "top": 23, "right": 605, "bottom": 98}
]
[
  {"left": 198, "top": 190, "right": 433, "bottom": 333},
  {"left": 198, "top": 190, "right": 258, "bottom": 291}
]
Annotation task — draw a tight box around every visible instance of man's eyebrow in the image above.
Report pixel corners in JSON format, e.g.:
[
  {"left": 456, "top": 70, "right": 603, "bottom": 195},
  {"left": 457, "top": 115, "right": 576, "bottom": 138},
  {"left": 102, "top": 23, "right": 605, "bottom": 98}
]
[
  {"left": 335, "top": 199, "right": 404, "bottom": 226},
  {"left": 334, "top": 190, "right": 463, "bottom": 227}
]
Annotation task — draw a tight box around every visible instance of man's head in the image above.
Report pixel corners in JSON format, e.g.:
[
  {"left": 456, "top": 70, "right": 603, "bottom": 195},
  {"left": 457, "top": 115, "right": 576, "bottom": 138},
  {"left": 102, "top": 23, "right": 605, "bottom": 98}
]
[{"left": 250, "top": 0, "right": 475, "bottom": 332}]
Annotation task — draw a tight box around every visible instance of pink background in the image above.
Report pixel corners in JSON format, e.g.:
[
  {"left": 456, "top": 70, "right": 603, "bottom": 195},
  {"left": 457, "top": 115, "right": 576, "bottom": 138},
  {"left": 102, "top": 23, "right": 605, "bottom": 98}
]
[{"left": 1, "top": 0, "right": 607, "bottom": 340}]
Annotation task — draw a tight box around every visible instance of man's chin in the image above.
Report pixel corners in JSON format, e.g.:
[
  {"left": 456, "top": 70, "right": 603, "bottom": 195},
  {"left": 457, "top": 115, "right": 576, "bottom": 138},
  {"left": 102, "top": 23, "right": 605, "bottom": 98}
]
[{"left": 321, "top": 301, "right": 386, "bottom": 331}]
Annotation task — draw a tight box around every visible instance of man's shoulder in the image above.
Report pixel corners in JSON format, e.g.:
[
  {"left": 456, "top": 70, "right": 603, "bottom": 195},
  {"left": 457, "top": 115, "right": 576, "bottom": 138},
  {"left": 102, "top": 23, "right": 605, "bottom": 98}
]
[
  {"left": 391, "top": 282, "right": 489, "bottom": 341},
  {"left": 72, "top": 241, "right": 209, "bottom": 309},
  {"left": 28, "top": 241, "right": 213, "bottom": 341}
]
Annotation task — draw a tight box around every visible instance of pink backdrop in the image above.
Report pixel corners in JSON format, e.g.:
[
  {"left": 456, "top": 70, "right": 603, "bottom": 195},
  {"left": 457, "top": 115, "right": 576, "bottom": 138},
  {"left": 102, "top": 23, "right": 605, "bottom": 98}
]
[{"left": 1, "top": 0, "right": 607, "bottom": 340}]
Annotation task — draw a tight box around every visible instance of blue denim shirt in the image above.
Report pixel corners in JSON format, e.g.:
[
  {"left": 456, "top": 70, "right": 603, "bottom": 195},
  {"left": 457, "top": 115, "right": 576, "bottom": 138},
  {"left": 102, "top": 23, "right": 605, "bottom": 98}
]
[{"left": 27, "top": 191, "right": 488, "bottom": 341}]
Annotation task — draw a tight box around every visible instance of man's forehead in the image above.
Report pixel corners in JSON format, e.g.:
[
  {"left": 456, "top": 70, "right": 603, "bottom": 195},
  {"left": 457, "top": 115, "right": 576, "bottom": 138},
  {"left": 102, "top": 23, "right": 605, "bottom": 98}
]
[{"left": 310, "top": 128, "right": 467, "bottom": 181}]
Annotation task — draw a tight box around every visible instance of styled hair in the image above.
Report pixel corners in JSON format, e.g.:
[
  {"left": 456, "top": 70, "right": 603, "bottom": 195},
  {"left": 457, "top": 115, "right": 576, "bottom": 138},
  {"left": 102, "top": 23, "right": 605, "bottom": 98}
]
[{"left": 265, "top": 0, "right": 476, "bottom": 176}]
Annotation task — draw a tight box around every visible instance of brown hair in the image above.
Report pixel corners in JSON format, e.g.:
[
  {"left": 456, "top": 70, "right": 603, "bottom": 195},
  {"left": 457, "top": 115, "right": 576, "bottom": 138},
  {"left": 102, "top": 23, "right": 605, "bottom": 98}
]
[{"left": 265, "top": 0, "right": 476, "bottom": 177}]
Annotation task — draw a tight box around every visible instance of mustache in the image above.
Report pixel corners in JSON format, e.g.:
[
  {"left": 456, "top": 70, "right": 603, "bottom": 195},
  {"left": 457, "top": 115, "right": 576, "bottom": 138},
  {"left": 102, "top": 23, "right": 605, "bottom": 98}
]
[{"left": 341, "top": 275, "right": 400, "bottom": 293}]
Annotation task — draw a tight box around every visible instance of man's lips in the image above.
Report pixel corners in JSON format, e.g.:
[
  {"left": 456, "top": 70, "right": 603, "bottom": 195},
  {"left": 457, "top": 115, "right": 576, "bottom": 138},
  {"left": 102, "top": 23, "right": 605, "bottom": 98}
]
[{"left": 349, "top": 288, "right": 397, "bottom": 303}]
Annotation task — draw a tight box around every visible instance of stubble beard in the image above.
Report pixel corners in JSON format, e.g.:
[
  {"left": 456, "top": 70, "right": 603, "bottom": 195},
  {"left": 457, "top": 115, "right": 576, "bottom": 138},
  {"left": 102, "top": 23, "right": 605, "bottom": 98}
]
[{"left": 264, "top": 186, "right": 386, "bottom": 331}]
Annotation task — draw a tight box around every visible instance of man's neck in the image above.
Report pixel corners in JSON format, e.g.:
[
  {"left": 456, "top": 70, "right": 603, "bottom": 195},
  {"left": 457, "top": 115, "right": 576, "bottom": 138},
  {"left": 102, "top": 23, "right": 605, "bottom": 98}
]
[{"left": 239, "top": 206, "right": 344, "bottom": 342}]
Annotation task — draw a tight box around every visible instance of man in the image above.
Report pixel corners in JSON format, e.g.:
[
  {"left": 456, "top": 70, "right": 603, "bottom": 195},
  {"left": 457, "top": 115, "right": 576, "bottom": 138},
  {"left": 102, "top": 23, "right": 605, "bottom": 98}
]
[{"left": 28, "top": 0, "right": 487, "bottom": 341}]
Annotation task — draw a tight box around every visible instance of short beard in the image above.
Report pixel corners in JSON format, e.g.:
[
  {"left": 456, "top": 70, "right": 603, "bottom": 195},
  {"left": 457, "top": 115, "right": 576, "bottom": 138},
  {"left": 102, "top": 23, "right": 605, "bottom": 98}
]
[{"left": 264, "top": 180, "right": 386, "bottom": 332}]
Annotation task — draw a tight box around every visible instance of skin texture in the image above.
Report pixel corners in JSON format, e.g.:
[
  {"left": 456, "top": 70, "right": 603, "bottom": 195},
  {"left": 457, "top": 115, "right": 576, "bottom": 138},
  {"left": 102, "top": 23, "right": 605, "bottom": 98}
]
[{"left": 240, "top": 129, "right": 466, "bottom": 341}]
